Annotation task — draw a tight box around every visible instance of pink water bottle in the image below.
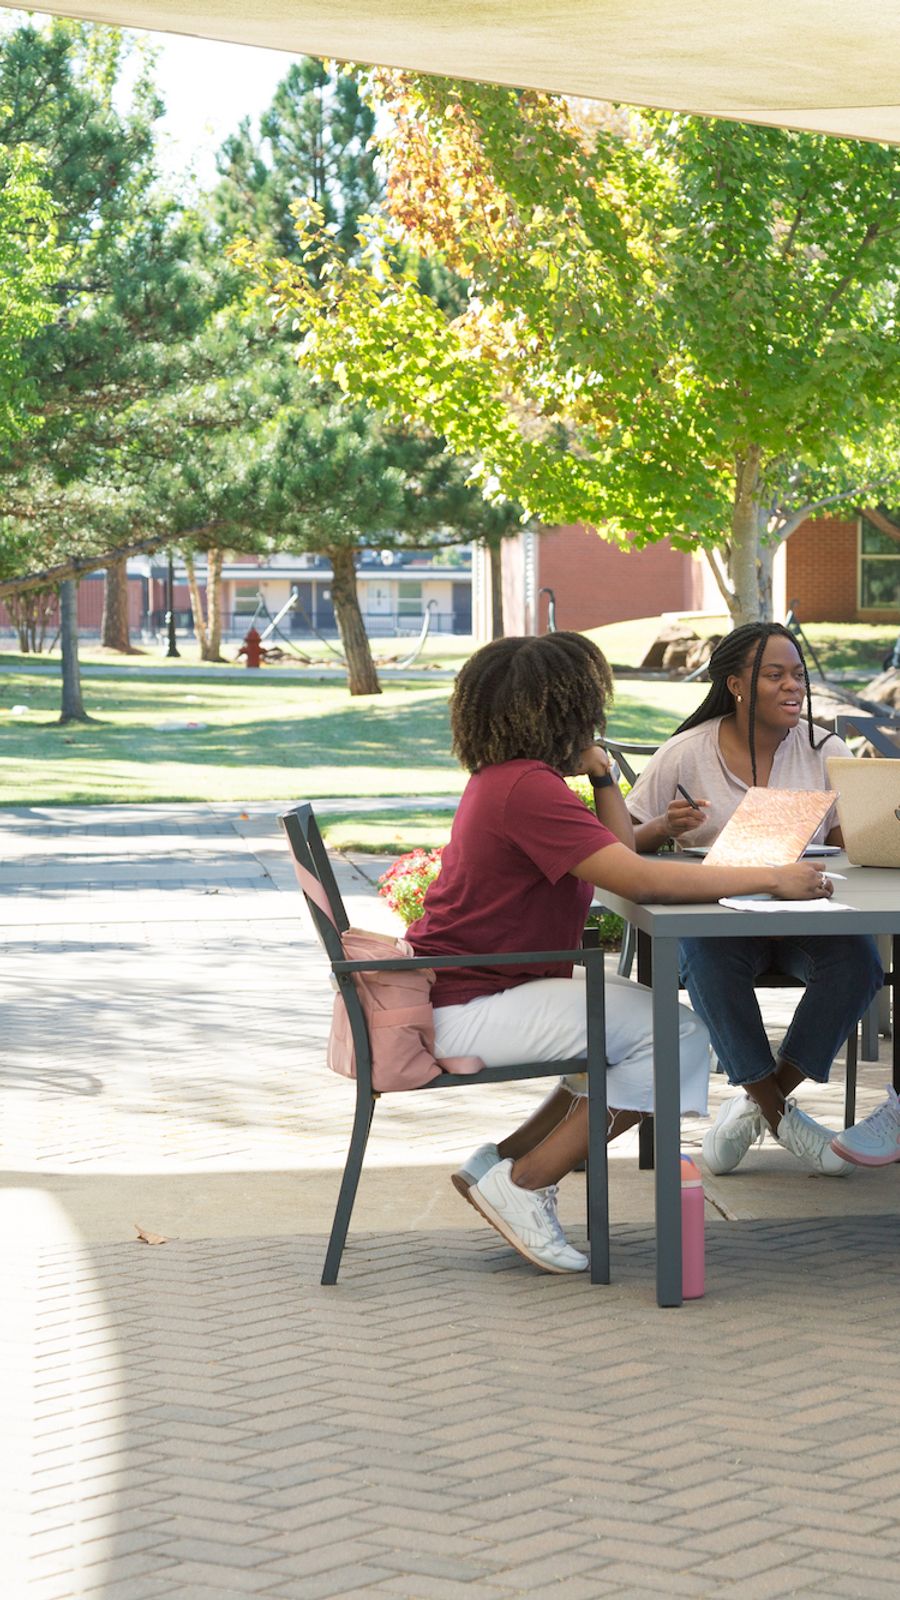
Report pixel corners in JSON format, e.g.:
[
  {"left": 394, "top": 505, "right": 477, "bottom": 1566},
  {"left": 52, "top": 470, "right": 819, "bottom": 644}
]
[{"left": 680, "top": 1154, "right": 705, "bottom": 1300}]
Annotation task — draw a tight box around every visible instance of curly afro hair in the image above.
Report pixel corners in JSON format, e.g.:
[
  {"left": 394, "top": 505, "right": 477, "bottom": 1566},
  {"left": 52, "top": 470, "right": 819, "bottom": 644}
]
[{"left": 450, "top": 632, "right": 614, "bottom": 774}]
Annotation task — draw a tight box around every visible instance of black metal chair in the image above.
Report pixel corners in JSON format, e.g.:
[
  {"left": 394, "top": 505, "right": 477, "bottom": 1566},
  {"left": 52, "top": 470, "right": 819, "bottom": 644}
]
[
  {"left": 281, "top": 803, "right": 611, "bottom": 1286},
  {"left": 834, "top": 712, "right": 900, "bottom": 759}
]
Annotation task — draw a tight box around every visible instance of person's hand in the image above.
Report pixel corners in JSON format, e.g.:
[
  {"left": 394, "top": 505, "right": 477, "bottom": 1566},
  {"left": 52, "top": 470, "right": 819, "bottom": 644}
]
[
  {"left": 771, "top": 863, "right": 833, "bottom": 900},
  {"left": 663, "top": 797, "right": 708, "bottom": 838},
  {"left": 576, "top": 744, "right": 614, "bottom": 782}
]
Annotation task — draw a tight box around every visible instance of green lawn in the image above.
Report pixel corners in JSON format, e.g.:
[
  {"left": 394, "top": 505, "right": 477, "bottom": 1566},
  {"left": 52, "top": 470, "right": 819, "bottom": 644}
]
[
  {"left": 5, "top": 620, "right": 892, "bottom": 849},
  {"left": 0, "top": 667, "right": 697, "bottom": 846}
]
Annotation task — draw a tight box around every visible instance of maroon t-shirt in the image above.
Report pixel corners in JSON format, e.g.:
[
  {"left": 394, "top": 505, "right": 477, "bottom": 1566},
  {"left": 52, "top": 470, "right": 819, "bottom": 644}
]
[{"left": 408, "top": 760, "right": 617, "bottom": 1007}]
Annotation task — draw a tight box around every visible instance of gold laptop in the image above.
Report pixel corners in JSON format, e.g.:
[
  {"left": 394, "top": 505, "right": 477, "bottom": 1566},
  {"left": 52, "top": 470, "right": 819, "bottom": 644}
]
[{"left": 826, "top": 756, "right": 900, "bottom": 868}]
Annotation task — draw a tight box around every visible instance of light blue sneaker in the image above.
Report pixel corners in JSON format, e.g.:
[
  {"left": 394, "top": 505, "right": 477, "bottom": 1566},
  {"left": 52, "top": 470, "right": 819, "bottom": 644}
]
[{"left": 451, "top": 1142, "right": 500, "bottom": 1197}]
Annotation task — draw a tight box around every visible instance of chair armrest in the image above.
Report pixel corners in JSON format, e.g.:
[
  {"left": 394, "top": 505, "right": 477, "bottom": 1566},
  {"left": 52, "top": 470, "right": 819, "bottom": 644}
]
[{"left": 331, "top": 946, "right": 607, "bottom": 976}]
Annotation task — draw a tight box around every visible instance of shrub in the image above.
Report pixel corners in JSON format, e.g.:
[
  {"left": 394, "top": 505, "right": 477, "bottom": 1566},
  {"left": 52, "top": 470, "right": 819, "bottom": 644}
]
[{"left": 377, "top": 846, "right": 443, "bottom": 925}]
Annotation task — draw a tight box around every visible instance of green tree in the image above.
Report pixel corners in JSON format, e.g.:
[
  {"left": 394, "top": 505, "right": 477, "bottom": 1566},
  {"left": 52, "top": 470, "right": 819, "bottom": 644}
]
[
  {"left": 0, "top": 143, "right": 61, "bottom": 446},
  {"left": 244, "top": 78, "right": 900, "bottom": 624},
  {"left": 0, "top": 23, "right": 210, "bottom": 550},
  {"left": 212, "top": 60, "right": 519, "bottom": 689},
  {"left": 0, "top": 19, "right": 222, "bottom": 696},
  {"left": 235, "top": 384, "right": 519, "bottom": 692},
  {"left": 215, "top": 58, "right": 380, "bottom": 263}
]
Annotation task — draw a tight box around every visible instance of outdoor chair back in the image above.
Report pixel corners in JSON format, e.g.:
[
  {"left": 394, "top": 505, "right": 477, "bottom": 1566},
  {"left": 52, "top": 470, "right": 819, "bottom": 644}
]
[
  {"left": 834, "top": 713, "right": 900, "bottom": 759},
  {"left": 281, "top": 803, "right": 611, "bottom": 1286}
]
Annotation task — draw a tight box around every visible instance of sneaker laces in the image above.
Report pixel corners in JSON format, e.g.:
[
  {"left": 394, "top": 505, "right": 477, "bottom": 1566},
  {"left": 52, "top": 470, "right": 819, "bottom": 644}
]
[
  {"left": 534, "top": 1184, "right": 569, "bottom": 1248},
  {"left": 858, "top": 1084, "right": 900, "bottom": 1135},
  {"left": 779, "top": 1099, "right": 828, "bottom": 1161}
]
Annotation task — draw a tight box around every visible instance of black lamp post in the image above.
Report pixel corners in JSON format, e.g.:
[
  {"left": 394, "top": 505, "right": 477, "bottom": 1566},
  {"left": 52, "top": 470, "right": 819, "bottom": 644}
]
[{"left": 165, "top": 549, "right": 180, "bottom": 658}]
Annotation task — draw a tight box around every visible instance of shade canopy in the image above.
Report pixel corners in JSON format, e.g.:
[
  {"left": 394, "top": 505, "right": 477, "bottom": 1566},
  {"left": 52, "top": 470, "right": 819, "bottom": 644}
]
[{"left": 4, "top": 0, "right": 899, "bottom": 145}]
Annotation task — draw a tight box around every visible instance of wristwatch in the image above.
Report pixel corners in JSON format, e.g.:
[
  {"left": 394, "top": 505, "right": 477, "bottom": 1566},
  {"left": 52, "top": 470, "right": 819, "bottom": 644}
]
[{"left": 589, "top": 772, "right": 616, "bottom": 790}]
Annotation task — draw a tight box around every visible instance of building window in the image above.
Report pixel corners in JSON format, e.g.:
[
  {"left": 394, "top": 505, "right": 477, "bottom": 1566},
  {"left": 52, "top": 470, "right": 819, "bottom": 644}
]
[
  {"left": 859, "top": 517, "right": 900, "bottom": 611},
  {"left": 397, "top": 580, "right": 423, "bottom": 618},
  {"left": 233, "top": 582, "right": 261, "bottom": 616}
]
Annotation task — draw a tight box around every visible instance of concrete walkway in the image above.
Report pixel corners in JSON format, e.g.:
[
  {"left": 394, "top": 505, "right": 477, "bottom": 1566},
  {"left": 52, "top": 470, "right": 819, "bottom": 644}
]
[{"left": 2, "top": 803, "right": 899, "bottom": 1600}]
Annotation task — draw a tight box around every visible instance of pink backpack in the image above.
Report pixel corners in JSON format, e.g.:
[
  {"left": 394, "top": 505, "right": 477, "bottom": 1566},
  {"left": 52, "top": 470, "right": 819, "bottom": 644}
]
[
  {"left": 291, "top": 857, "right": 483, "bottom": 1092},
  {"left": 327, "top": 927, "right": 483, "bottom": 1092}
]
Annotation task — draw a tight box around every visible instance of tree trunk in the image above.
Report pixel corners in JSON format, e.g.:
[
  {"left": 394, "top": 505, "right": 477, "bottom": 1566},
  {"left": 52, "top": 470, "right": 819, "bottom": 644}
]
[
  {"left": 101, "top": 555, "right": 135, "bottom": 652},
  {"left": 184, "top": 551, "right": 209, "bottom": 658},
  {"left": 728, "top": 446, "right": 766, "bottom": 626},
  {"left": 488, "top": 538, "right": 504, "bottom": 639},
  {"left": 327, "top": 545, "right": 381, "bottom": 695},
  {"left": 756, "top": 530, "right": 776, "bottom": 622},
  {"left": 8, "top": 593, "right": 32, "bottom": 651},
  {"left": 204, "top": 547, "right": 224, "bottom": 662},
  {"left": 7, "top": 589, "right": 55, "bottom": 652},
  {"left": 59, "top": 579, "right": 91, "bottom": 724}
]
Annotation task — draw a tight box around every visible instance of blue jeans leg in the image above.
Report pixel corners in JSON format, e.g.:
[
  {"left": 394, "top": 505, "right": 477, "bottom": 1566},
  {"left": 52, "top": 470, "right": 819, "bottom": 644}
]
[
  {"left": 679, "top": 934, "right": 883, "bottom": 1088},
  {"left": 679, "top": 937, "right": 781, "bottom": 1087},
  {"left": 770, "top": 934, "right": 883, "bottom": 1083}
]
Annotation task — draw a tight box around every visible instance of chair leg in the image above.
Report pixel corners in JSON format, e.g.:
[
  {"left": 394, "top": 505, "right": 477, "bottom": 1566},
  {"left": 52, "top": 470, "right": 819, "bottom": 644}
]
[
  {"left": 860, "top": 996, "right": 880, "bottom": 1062},
  {"left": 587, "top": 1077, "right": 610, "bottom": 1284},
  {"left": 585, "top": 958, "right": 609, "bottom": 1284},
  {"left": 638, "top": 1113, "right": 655, "bottom": 1170},
  {"left": 321, "top": 1092, "right": 376, "bottom": 1285},
  {"left": 844, "top": 1029, "right": 858, "bottom": 1129}
]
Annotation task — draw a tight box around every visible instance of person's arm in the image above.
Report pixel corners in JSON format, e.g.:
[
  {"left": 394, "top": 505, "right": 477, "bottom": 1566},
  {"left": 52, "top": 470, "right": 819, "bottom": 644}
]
[
  {"left": 576, "top": 745, "right": 634, "bottom": 848},
  {"left": 571, "top": 840, "right": 831, "bottom": 904},
  {"left": 631, "top": 795, "right": 710, "bottom": 853}
]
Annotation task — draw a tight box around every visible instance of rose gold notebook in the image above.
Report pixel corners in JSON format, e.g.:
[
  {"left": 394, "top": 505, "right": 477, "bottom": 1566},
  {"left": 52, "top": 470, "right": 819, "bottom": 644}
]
[{"left": 703, "top": 788, "right": 834, "bottom": 868}]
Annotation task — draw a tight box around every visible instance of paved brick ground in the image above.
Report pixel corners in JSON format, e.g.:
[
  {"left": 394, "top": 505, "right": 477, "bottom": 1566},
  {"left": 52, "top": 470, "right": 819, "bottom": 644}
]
[{"left": 3, "top": 804, "right": 899, "bottom": 1600}]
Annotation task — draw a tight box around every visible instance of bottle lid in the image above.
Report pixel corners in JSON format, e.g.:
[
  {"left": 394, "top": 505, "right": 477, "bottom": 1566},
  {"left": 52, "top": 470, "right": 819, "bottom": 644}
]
[{"left": 680, "top": 1154, "right": 703, "bottom": 1187}]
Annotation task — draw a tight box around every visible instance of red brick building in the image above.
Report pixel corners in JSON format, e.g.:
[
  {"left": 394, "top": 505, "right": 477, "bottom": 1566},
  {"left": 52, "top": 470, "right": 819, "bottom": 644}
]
[
  {"left": 785, "top": 514, "right": 900, "bottom": 623},
  {"left": 486, "top": 512, "right": 900, "bottom": 638}
]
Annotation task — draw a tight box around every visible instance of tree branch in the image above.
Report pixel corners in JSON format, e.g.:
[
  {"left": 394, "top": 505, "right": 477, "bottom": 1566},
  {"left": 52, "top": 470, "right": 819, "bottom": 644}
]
[
  {"left": 703, "top": 545, "right": 735, "bottom": 609},
  {"left": 770, "top": 477, "right": 899, "bottom": 542},
  {"left": 0, "top": 528, "right": 223, "bottom": 601}
]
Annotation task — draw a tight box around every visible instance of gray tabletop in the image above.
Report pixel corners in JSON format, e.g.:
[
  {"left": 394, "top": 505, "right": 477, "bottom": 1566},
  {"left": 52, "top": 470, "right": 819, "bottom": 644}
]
[{"left": 598, "top": 856, "right": 900, "bottom": 940}]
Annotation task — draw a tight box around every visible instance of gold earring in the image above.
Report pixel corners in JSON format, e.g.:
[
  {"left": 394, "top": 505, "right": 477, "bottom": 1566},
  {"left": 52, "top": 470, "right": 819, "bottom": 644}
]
[{"left": 735, "top": 694, "right": 743, "bottom": 702}]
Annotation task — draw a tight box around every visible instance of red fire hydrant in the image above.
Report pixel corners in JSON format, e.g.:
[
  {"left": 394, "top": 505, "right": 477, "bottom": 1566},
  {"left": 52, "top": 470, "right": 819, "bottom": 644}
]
[{"left": 236, "top": 627, "right": 269, "bottom": 669}]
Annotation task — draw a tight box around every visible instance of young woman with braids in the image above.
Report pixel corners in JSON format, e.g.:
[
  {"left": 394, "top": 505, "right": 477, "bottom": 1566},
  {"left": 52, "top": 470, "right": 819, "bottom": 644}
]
[
  {"left": 627, "top": 622, "right": 883, "bottom": 1180},
  {"left": 408, "top": 631, "right": 834, "bottom": 1275}
]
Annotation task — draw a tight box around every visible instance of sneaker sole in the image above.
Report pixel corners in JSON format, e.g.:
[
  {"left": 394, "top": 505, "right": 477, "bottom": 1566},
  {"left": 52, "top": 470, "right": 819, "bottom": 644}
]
[
  {"left": 829, "top": 1137, "right": 900, "bottom": 1168},
  {"left": 450, "top": 1170, "right": 474, "bottom": 1198},
  {"left": 462, "top": 1182, "right": 586, "bottom": 1274}
]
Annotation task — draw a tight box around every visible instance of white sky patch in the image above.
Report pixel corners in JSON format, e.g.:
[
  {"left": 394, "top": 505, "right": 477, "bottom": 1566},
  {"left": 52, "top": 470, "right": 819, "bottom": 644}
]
[{"left": 2, "top": 9, "right": 301, "bottom": 191}]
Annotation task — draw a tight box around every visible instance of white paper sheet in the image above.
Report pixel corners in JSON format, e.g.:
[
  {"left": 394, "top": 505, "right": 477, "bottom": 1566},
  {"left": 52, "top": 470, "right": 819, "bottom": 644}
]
[{"left": 718, "top": 897, "right": 853, "bottom": 912}]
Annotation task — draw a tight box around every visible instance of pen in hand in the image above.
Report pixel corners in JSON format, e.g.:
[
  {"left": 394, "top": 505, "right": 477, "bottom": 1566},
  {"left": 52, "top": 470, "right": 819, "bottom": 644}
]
[{"left": 676, "top": 783, "right": 701, "bottom": 809}]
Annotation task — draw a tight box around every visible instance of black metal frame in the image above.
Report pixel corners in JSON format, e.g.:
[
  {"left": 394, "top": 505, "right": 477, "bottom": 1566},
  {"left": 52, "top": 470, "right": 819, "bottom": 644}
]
[
  {"left": 833, "top": 714, "right": 900, "bottom": 759},
  {"left": 281, "top": 803, "right": 610, "bottom": 1286}
]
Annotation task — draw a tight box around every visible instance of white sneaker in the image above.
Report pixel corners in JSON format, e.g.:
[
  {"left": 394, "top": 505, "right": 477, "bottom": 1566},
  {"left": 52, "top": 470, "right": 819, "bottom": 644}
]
[
  {"left": 451, "top": 1141, "right": 500, "bottom": 1196},
  {"left": 467, "top": 1159, "right": 588, "bottom": 1274},
  {"left": 831, "top": 1086, "right": 900, "bottom": 1167},
  {"left": 776, "top": 1101, "right": 851, "bottom": 1176},
  {"left": 702, "top": 1092, "right": 765, "bottom": 1175}
]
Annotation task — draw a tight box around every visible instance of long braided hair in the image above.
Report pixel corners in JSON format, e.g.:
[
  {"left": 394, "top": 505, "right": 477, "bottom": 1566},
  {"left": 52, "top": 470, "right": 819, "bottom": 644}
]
[
  {"left": 451, "top": 632, "right": 614, "bottom": 774},
  {"left": 675, "top": 622, "right": 830, "bottom": 786}
]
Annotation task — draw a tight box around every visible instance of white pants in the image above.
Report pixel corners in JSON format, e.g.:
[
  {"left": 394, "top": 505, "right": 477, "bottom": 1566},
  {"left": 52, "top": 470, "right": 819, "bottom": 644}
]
[{"left": 433, "top": 971, "right": 710, "bottom": 1115}]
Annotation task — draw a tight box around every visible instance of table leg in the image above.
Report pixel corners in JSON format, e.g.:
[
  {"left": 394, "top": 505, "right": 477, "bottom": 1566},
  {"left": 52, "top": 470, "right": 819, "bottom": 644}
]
[
  {"left": 883, "top": 934, "right": 890, "bottom": 1100},
  {"left": 651, "top": 935, "right": 683, "bottom": 1307}
]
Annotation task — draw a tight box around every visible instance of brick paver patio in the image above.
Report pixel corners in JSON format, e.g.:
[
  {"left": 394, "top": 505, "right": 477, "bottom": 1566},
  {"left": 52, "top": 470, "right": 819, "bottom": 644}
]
[{"left": 3, "top": 803, "right": 899, "bottom": 1600}]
